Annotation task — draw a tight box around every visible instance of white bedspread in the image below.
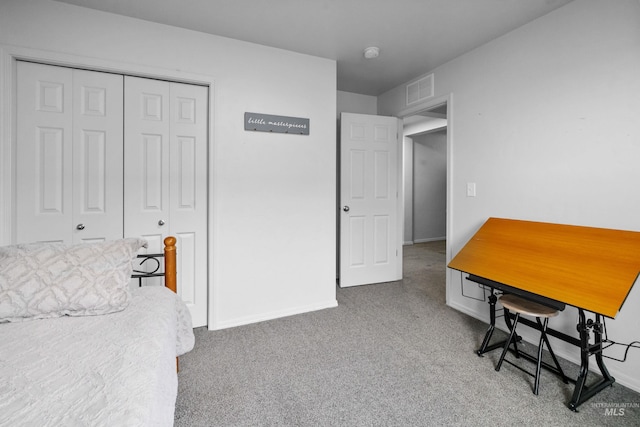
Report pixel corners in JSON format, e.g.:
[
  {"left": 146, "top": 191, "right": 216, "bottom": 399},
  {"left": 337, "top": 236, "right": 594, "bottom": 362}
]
[{"left": 0, "top": 286, "right": 194, "bottom": 427}]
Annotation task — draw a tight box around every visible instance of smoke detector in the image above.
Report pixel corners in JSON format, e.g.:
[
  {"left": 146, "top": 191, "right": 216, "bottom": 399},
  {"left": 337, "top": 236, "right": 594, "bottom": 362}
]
[{"left": 363, "top": 46, "right": 380, "bottom": 59}]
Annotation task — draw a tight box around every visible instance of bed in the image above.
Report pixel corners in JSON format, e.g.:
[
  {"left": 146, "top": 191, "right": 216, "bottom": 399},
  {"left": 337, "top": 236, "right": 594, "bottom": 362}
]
[{"left": 0, "top": 236, "right": 194, "bottom": 426}]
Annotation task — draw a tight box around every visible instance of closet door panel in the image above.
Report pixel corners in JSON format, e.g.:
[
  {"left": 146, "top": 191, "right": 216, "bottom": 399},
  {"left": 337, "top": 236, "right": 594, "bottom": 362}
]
[
  {"left": 124, "top": 76, "right": 170, "bottom": 240},
  {"left": 170, "top": 82, "right": 208, "bottom": 327},
  {"left": 141, "top": 133, "right": 165, "bottom": 211},
  {"left": 124, "top": 76, "right": 171, "bottom": 288},
  {"left": 73, "top": 69, "right": 124, "bottom": 243},
  {"left": 16, "top": 62, "right": 73, "bottom": 244}
]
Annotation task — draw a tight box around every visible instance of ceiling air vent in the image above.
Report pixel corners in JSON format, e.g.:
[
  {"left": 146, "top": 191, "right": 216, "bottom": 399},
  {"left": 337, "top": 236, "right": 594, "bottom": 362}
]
[{"left": 406, "top": 74, "right": 434, "bottom": 105}]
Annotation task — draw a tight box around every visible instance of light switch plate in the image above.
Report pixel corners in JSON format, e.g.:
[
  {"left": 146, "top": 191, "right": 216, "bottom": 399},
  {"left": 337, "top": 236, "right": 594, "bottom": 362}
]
[{"left": 466, "top": 182, "right": 476, "bottom": 197}]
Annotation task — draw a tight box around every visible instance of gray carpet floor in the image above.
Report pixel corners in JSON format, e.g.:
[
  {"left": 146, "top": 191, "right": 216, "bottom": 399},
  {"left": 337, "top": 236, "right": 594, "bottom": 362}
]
[{"left": 175, "top": 241, "right": 640, "bottom": 426}]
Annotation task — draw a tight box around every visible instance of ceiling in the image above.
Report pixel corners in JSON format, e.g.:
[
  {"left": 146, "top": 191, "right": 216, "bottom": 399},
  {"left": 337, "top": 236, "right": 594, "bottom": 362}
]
[{"left": 55, "top": 0, "right": 574, "bottom": 96}]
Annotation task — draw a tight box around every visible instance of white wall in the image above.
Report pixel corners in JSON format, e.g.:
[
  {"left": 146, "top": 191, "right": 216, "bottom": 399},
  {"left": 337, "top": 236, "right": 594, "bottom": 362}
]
[
  {"left": 412, "top": 131, "right": 447, "bottom": 243},
  {"left": 337, "top": 90, "right": 377, "bottom": 118},
  {"left": 0, "top": 0, "right": 338, "bottom": 329},
  {"left": 380, "top": 0, "right": 640, "bottom": 392}
]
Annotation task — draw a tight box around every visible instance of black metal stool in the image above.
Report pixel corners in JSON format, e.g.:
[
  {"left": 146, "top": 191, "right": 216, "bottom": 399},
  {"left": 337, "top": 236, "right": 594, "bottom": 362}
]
[{"left": 495, "top": 293, "right": 569, "bottom": 395}]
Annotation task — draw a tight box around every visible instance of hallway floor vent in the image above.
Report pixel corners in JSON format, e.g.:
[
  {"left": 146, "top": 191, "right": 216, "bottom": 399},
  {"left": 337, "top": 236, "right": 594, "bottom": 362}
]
[{"left": 406, "top": 74, "right": 434, "bottom": 105}]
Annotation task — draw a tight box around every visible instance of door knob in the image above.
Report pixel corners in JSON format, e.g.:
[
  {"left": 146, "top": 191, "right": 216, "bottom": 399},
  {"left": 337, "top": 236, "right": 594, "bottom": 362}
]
[
  {"left": 343, "top": 206, "right": 350, "bottom": 212},
  {"left": 158, "top": 219, "right": 165, "bottom": 226},
  {"left": 76, "top": 224, "right": 85, "bottom": 230}
]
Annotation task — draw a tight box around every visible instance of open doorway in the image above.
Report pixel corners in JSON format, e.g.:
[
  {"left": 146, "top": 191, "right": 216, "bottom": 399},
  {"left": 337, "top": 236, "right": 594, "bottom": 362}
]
[{"left": 402, "top": 103, "right": 448, "bottom": 246}]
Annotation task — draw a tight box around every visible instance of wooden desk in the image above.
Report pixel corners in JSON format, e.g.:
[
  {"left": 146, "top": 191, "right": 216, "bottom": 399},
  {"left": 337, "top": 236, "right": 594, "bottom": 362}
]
[
  {"left": 448, "top": 217, "right": 640, "bottom": 410},
  {"left": 449, "top": 217, "right": 640, "bottom": 318}
]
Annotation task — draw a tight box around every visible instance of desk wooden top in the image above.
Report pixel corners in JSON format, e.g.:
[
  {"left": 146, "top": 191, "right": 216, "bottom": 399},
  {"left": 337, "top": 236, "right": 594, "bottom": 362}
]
[{"left": 448, "top": 218, "right": 640, "bottom": 318}]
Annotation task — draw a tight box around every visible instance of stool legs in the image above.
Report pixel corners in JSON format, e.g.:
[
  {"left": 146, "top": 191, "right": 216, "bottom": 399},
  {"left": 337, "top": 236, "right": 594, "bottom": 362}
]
[
  {"left": 495, "top": 312, "right": 520, "bottom": 372},
  {"left": 533, "top": 317, "right": 549, "bottom": 395},
  {"left": 496, "top": 314, "right": 566, "bottom": 395},
  {"left": 503, "top": 307, "right": 521, "bottom": 358},
  {"left": 536, "top": 317, "right": 570, "bottom": 385}
]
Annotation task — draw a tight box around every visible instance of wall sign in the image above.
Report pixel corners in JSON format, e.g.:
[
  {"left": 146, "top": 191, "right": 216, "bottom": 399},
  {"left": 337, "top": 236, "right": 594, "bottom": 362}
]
[{"left": 244, "top": 112, "right": 309, "bottom": 135}]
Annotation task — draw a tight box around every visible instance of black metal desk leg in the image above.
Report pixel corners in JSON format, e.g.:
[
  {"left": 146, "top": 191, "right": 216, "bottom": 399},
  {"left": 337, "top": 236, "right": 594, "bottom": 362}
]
[
  {"left": 593, "top": 313, "right": 615, "bottom": 384},
  {"left": 568, "top": 310, "right": 615, "bottom": 411},
  {"left": 477, "top": 292, "right": 498, "bottom": 356},
  {"left": 568, "top": 309, "right": 590, "bottom": 411}
]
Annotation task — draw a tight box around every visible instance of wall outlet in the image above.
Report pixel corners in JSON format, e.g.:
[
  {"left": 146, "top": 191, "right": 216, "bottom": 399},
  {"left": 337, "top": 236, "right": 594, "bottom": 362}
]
[{"left": 466, "top": 182, "right": 476, "bottom": 197}]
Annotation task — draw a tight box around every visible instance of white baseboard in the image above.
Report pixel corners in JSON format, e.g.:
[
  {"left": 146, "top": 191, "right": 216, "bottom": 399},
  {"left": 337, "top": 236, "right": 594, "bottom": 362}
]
[{"left": 414, "top": 237, "right": 446, "bottom": 243}]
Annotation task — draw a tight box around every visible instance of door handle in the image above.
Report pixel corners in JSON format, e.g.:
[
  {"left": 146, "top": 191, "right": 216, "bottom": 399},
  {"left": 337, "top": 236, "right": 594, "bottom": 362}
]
[
  {"left": 343, "top": 206, "right": 350, "bottom": 212},
  {"left": 76, "top": 224, "right": 85, "bottom": 230},
  {"left": 158, "top": 219, "right": 166, "bottom": 226}
]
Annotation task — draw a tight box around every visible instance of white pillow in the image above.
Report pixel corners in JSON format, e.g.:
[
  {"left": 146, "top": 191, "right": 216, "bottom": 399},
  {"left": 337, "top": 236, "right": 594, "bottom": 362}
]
[{"left": 0, "top": 238, "right": 147, "bottom": 322}]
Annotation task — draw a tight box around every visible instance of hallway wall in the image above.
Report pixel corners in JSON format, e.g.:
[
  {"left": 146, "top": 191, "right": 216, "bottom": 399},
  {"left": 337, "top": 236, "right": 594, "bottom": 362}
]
[{"left": 412, "top": 130, "right": 447, "bottom": 243}]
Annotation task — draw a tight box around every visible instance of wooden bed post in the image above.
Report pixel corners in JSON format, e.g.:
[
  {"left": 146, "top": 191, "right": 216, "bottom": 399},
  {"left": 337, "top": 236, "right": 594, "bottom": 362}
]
[
  {"left": 164, "top": 236, "right": 179, "bottom": 372},
  {"left": 164, "top": 236, "right": 177, "bottom": 293}
]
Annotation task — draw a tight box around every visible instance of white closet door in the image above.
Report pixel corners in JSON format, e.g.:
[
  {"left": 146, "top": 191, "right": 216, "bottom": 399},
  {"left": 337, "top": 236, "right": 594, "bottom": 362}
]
[
  {"left": 72, "top": 69, "right": 124, "bottom": 243},
  {"left": 16, "top": 62, "right": 123, "bottom": 244},
  {"left": 123, "top": 76, "right": 170, "bottom": 253},
  {"left": 124, "top": 76, "right": 208, "bottom": 327},
  {"left": 169, "top": 81, "right": 208, "bottom": 328},
  {"left": 17, "top": 62, "right": 72, "bottom": 243}
]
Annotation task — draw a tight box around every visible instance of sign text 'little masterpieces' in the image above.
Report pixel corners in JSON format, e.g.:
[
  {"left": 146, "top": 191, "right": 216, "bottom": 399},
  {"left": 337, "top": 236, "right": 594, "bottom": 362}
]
[{"left": 244, "top": 112, "right": 310, "bottom": 135}]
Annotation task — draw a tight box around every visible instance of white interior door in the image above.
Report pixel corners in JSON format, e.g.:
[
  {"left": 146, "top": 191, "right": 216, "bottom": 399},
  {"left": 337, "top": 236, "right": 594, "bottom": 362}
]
[
  {"left": 123, "top": 76, "right": 170, "bottom": 253},
  {"left": 16, "top": 62, "right": 72, "bottom": 243},
  {"left": 124, "top": 76, "right": 208, "bottom": 327},
  {"left": 72, "top": 69, "right": 124, "bottom": 243},
  {"left": 16, "top": 61, "right": 123, "bottom": 244},
  {"left": 169, "top": 81, "right": 209, "bottom": 328},
  {"left": 340, "top": 113, "right": 402, "bottom": 287}
]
